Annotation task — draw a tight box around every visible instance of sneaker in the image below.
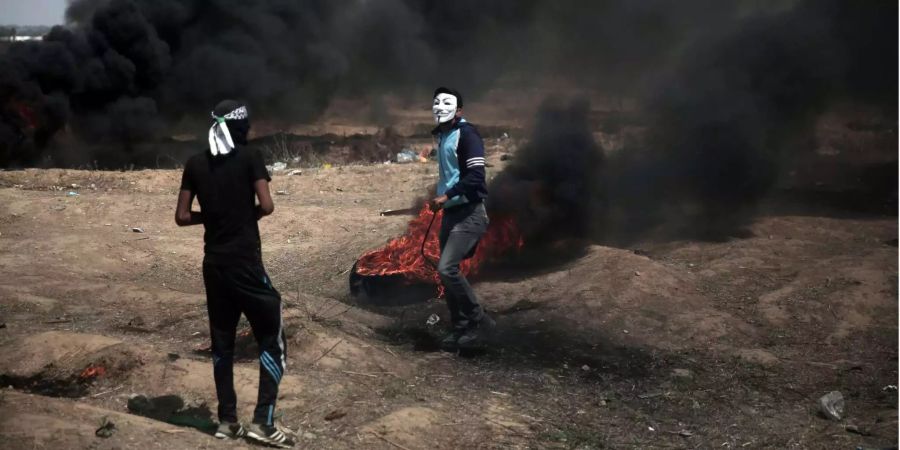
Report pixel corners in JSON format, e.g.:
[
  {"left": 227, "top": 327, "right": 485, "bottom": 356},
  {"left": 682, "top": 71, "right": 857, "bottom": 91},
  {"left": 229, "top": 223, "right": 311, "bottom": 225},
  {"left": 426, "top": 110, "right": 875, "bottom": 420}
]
[
  {"left": 457, "top": 315, "right": 496, "bottom": 348},
  {"left": 439, "top": 327, "right": 467, "bottom": 352},
  {"left": 214, "top": 422, "right": 246, "bottom": 440},
  {"left": 245, "top": 423, "right": 295, "bottom": 448}
]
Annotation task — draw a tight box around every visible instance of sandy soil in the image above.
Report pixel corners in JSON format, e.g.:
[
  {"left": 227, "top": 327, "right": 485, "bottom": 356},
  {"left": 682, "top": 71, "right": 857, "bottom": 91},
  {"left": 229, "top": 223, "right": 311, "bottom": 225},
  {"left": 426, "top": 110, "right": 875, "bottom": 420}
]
[{"left": 0, "top": 146, "right": 896, "bottom": 449}]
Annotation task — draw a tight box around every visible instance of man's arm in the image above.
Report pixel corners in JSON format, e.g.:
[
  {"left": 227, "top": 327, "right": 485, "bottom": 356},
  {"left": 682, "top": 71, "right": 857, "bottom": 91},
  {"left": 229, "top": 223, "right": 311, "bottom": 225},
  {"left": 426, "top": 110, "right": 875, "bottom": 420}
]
[
  {"left": 175, "top": 189, "right": 203, "bottom": 226},
  {"left": 254, "top": 179, "right": 275, "bottom": 219}
]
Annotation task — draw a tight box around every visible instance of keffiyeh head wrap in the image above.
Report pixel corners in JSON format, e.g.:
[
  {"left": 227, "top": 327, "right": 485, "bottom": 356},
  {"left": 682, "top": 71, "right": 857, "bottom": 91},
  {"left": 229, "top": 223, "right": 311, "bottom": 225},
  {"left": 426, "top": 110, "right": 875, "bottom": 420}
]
[{"left": 209, "top": 101, "right": 249, "bottom": 156}]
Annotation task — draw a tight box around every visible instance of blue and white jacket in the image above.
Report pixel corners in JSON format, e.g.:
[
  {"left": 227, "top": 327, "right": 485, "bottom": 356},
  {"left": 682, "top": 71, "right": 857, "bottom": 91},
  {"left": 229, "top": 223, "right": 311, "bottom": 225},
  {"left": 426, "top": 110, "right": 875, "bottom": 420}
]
[{"left": 434, "top": 117, "right": 488, "bottom": 209}]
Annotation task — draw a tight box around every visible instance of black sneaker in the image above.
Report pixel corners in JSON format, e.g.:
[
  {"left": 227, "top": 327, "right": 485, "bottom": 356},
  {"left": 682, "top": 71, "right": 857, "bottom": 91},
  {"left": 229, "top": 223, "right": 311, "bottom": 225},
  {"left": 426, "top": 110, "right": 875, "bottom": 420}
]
[
  {"left": 457, "top": 315, "right": 497, "bottom": 348},
  {"left": 245, "top": 423, "right": 295, "bottom": 448},
  {"left": 439, "top": 327, "right": 467, "bottom": 352},
  {"left": 214, "top": 422, "right": 246, "bottom": 440}
]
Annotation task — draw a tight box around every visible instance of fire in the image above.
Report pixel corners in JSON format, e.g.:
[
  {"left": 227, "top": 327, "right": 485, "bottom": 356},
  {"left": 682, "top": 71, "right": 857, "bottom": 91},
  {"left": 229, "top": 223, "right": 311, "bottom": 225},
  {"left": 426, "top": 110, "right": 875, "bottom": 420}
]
[
  {"left": 355, "top": 204, "right": 523, "bottom": 289},
  {"left": 80, "top": 364, "right": 107, "bottom": 379}
]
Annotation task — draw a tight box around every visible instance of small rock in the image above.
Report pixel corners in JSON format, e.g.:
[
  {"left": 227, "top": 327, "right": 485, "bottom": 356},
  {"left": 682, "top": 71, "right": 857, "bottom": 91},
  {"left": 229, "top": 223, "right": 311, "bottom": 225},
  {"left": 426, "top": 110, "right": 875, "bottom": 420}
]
[
  {"left": 288, "top": 169, "right": 303, "bottom": 176},
  {"left": 131, "top": 227, "right": 144, "bottom": 233},
  {"left": 540, "top": 372, "right": 559, "bottom": 385},
  {"left": 818, "top": 391, "right": 845, "bottom": 421},
  {"left": 671, "top": 368, "right": 693, "bottom": 379},
  {"left": 500, "top": 154, "right": 513, "bottom": 161},
  {"left": 634, "top": 271, "right": 642, "bottom": 276},
  {"left": 66, "top": 191, "right": 79, "bottom": 197},
  {"left": 845, "top": 424, "right": 871, "bottom": 436},
  {"left": 425, "top": 314, "right": 440, "bottom": 326},
  {"left": 623, "top": 330, "right": 629, "bottom": 334},
  {"left": 581, "top": 364, "right": 590, "bottom": 371},
  {"left": 302, "top": 432, "right": 317, "bottom": 440},
  {"left": 882, "top": 385, "right": 897, "bottom": 392},
  {"left": 276, "top": 190, "right": 288, "bottom": 195}
]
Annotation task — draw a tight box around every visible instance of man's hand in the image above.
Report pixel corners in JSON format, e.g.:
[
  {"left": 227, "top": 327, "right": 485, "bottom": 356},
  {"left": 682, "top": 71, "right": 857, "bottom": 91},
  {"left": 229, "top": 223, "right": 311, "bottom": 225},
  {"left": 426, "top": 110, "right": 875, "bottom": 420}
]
[
  {"left": 430, "top": 194, "right": 449, "bottom": 212},
  {"left": 175, "top": 189, "right": 203, "bottom": 226}
]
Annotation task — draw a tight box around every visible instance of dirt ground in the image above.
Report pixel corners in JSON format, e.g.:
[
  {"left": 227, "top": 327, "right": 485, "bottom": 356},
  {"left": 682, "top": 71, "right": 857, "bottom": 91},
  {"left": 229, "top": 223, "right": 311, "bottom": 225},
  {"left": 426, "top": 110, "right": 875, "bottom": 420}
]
[{"left": 0, "top": 127, "right": 897, "bottom": 449}]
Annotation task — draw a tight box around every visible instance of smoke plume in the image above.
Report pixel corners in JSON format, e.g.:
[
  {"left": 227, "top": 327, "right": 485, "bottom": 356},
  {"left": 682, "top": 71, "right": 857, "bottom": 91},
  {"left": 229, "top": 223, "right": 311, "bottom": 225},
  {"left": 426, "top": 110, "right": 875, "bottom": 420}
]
[
  {"left": 490, "top": 0, "right": 897, "bottom": 242},
  {"left": 0, "top": 1, "right": 895, "bottom": 241},
  {"left": 1, "top": 0, "right": 777, "bottom": 165}
]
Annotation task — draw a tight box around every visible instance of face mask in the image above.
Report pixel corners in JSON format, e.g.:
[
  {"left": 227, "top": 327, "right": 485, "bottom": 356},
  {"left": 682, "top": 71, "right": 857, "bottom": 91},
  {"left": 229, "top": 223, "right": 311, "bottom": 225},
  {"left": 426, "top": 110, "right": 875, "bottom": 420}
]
[{"left": 432, "top": 93, "right": 458, "bottom": 124}]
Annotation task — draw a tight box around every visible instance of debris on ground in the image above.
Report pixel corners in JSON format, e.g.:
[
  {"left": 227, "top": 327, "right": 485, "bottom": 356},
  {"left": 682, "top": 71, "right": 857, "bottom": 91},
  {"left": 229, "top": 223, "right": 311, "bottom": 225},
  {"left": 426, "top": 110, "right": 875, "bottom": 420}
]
[
  {"left": 395, "top": 148, "right": 418, "bottom": 164},
  {"left": 500, "top": 153, "right": 513, "bottom": 161},
  {"left": 324, "top": 410, "right": 347, "bottom": 421},
  {"left": 66, "top": 191, "right": 79, "bottom": 197},
  {"left": 818, "top": 391, "right": 845, "bottom": 421},
  {"left": 276, "top": 190, "right": 288, "bottom": 195},
  {"left": 288, "top": 169, "right": 303, "bottom": 176},
  {"left": 425, "top": 314, "right": 440, "bottom": 326},
  {"left": 95, "top": 416, "right": 115, "bottom": 438},
  {"left": 270, "top": 162, "right": 287, "bottom": 172},
  {"left": 131, "top": 227, "right": 144, "bottom": 233}
]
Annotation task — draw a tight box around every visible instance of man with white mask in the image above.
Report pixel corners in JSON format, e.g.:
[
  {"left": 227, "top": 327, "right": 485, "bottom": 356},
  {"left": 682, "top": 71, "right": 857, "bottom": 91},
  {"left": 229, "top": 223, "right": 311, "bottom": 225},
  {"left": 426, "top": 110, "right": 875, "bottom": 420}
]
[{"left": 429, "top": 87, "right": 495, "bottom": 351}]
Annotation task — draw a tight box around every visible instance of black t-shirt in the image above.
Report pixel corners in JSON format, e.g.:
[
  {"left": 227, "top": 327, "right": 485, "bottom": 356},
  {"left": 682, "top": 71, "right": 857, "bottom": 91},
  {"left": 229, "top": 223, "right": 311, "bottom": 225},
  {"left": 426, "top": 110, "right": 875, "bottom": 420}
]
[{"left": 180, "top": 146, "right": 271, "bottom": 264}]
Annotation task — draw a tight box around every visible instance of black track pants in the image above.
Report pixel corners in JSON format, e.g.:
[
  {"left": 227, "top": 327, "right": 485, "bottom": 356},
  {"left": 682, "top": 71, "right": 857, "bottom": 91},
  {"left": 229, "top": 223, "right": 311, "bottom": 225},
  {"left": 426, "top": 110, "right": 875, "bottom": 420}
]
[{"left": 203, "top": 262, "right": 286, "bottom": 425}]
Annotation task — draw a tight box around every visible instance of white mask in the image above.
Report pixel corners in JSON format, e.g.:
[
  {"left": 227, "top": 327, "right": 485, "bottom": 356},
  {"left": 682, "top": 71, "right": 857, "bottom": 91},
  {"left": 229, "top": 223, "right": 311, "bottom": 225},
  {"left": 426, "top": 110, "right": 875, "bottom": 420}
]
[{"left": 432, "top": 93, "right": 458, "bottom": 124}]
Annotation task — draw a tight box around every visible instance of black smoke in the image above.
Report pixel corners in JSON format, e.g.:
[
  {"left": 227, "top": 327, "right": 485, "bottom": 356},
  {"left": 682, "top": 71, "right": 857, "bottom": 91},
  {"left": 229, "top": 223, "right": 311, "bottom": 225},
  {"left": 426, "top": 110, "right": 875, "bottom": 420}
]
[
  {"left": 0, "top": 0, "right": 770, "bottom": 166},
  {"left": 490, "top": 0, "right": 897, "bottom": 243}
]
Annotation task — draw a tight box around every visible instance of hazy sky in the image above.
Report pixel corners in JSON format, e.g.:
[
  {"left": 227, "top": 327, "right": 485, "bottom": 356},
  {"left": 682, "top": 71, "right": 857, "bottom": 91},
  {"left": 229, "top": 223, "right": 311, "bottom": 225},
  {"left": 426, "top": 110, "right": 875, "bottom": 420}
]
[{"left": 1, "top": 0, "right": 67, "bottom": 26}]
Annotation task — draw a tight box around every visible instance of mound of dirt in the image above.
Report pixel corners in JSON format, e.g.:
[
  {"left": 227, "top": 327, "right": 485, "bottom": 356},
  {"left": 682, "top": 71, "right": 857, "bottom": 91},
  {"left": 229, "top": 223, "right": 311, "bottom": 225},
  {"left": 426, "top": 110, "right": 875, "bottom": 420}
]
[
  {"left": 480, "top": 245, "right": 754, "bottom": 352},
  {"left": 361, "top": 406, "right": 444, "bottom": 449},
  {"left": 0, "top": 332, "right": 122, "bottom": 379},
  {"left": 0, "top": 389, "right": 225, "bottom": 449},
  {"left": 0, "top": 332, "right": 139, "bottom": 397}
]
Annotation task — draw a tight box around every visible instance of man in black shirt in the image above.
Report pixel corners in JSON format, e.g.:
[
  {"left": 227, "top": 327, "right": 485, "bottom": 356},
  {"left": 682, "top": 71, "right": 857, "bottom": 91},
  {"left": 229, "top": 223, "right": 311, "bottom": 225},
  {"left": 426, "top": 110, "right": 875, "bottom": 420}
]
[{"left": 175, "top": 100, "right": 293, "bottom": 448}]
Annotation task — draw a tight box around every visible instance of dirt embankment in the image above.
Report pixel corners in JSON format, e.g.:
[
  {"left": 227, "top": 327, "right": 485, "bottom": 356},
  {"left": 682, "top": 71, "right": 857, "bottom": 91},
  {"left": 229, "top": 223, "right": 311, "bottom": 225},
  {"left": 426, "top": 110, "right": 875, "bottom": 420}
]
[{"left": 0, "top": 159, "right": 896, "bottom": 449}]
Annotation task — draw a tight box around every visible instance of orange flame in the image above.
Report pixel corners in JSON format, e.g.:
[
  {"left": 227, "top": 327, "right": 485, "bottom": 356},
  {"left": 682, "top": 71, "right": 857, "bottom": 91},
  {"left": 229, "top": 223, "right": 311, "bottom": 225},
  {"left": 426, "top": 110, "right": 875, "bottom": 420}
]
[
  {"left": 355, "top": 204, "right": 523, "bottom": 290},
  {"left": 80, "top": 364, "right": 107, "bottom": 379}
]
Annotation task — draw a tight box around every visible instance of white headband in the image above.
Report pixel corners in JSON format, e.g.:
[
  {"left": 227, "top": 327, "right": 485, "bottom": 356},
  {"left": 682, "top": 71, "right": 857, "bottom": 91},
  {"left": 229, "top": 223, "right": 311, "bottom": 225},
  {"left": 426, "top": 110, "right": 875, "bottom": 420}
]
[{"left": 208, "top": 106, "right": 248, "bottom": 155}]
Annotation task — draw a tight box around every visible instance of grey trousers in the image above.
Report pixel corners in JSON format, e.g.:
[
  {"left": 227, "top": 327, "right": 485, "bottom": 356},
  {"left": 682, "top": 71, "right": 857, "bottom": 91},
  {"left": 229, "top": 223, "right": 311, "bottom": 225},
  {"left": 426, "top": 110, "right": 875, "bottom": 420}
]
[{"left": 438, "top": 201, "right": 489, "bottom": 329}]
